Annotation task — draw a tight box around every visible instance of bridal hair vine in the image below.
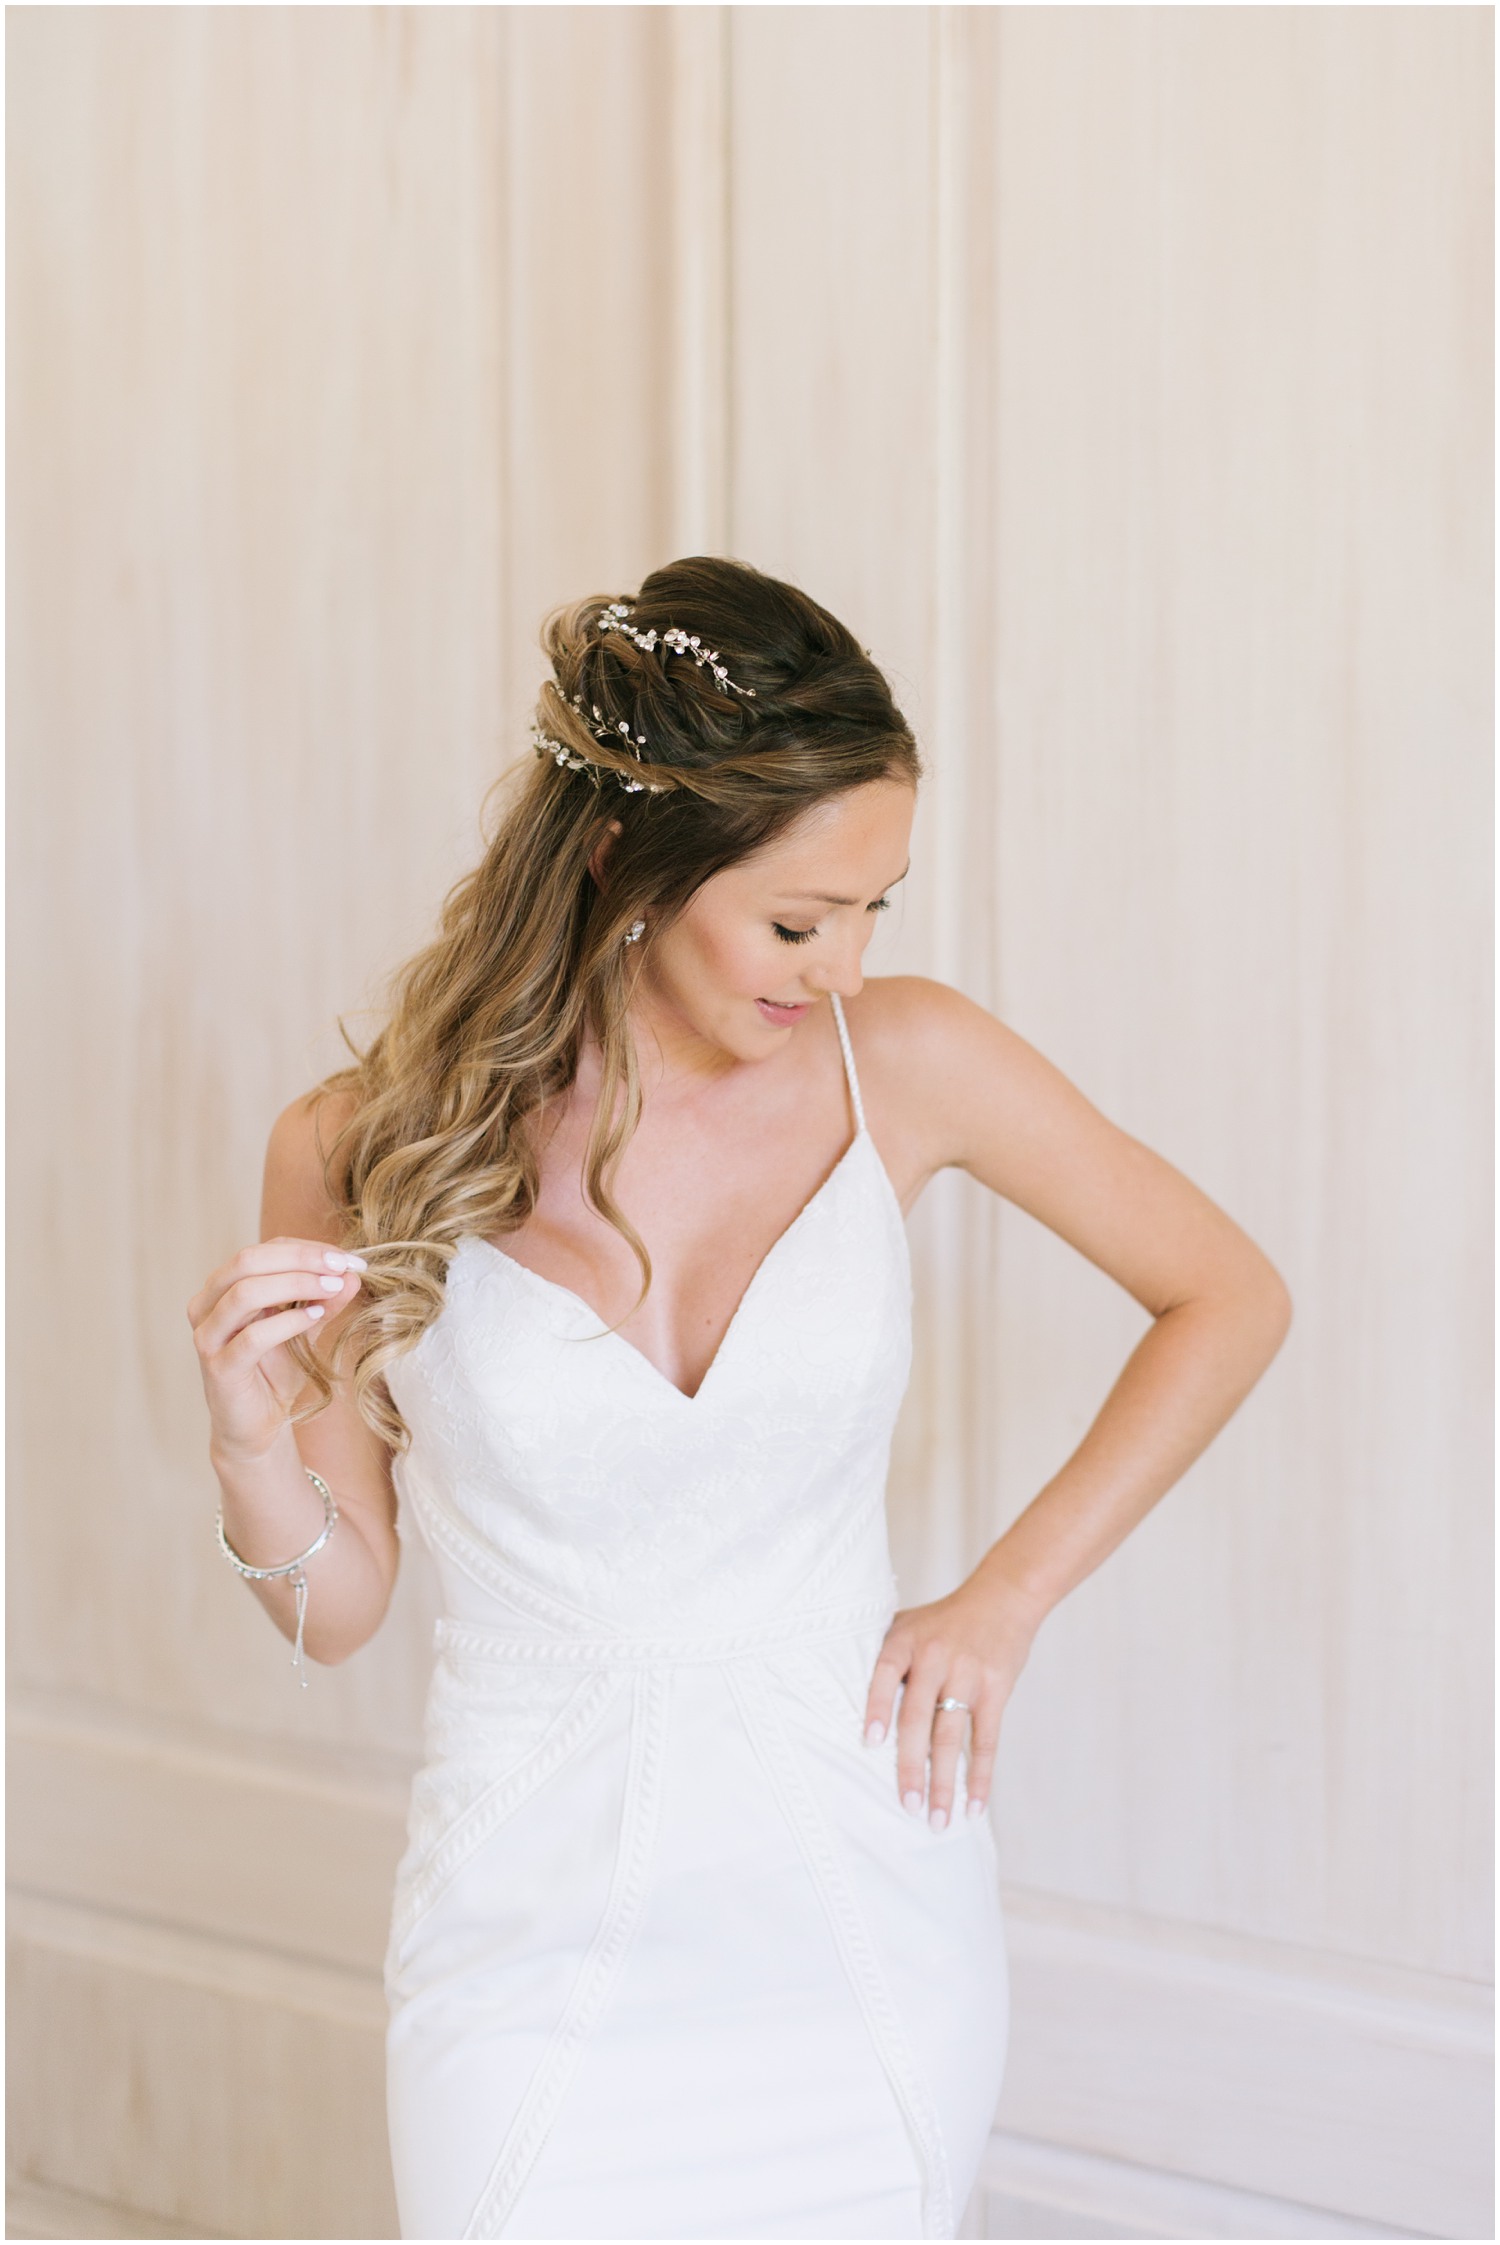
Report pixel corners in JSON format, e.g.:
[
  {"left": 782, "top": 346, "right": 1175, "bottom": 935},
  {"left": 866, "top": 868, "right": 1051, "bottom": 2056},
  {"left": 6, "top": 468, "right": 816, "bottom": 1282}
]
[
  {"left": 529, "top": 703, "right": 667, "bottom": 794},
  {"left": 596, "top": 602, "right": 757, "bottom": 702},
  {"left": 530, "top": 601, "right": 756, "bottom": 794}
]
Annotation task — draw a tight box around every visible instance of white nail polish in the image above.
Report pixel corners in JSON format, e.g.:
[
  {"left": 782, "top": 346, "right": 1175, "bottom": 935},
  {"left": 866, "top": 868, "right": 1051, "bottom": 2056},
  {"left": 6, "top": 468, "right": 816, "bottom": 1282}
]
[
  {"left": 322, "top": 1251, "right": 350, "bottom": 1271},
  {"left": 902, "top": 1790, "right": 923, "bottom": 1817},
  {"left": 864, "top": 1720, "right": 885, "bottom": 1746},
  {"left": 929, "top": 1807, "right": 948, "bottom": 1832},
  {"left": 304, "top": 1304, "right": 325, "bottom": 1320},
  {"left": 967, "top": 1797, "right": 987, "bottom": 1819}
]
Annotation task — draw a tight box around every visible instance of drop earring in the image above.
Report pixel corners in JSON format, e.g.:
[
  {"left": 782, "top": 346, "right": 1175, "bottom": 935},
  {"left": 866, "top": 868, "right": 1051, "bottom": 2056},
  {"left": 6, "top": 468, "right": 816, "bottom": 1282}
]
[{"left": 624, "top": 918, "right": 646, "bottom": 945}]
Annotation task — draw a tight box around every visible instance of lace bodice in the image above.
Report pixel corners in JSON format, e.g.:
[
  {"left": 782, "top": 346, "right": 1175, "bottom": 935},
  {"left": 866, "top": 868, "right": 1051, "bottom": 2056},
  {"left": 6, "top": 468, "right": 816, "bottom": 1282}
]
[{"left": 384, "top": 994, "right": 911, "bottom": 1638}]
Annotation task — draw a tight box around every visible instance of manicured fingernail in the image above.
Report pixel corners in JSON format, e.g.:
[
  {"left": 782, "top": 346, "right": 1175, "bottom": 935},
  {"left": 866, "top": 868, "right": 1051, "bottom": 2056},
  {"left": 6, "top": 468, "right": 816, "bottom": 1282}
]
[
  {"left": 929, "top": 1807, "right": 948, "bottom": 1832},
  {"left": 902, "top": 1790, "right": 923, "bottom": 1817},
  {"left": 864, "top": 1720, "right": 885, "bottom": 1746},
  {"left": 323, "top": 1250, "right": 368, "bottom": 1272},
  {"left": 967, "top": 1797, "right": 987, "bottom": 1819},
  {"left": 319, "top": 1274, "right": 344, "bottom": 1291},
  {"left": 304, "top": 1304, "right": 325, "bottom": 1320}
]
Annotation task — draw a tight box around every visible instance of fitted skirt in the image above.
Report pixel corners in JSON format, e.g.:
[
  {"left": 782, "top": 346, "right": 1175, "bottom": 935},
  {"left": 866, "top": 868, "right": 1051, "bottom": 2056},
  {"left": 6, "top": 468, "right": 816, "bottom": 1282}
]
[{"left": 384, "top": 1612, "right": 1010, "bottom": 2241}]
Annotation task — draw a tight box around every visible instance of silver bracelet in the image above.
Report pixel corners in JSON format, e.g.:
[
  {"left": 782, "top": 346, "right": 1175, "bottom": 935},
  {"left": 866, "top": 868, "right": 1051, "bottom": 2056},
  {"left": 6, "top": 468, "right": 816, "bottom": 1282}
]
[{"left": 216, "top": 1466, "right": 339, "bottom": 1689}]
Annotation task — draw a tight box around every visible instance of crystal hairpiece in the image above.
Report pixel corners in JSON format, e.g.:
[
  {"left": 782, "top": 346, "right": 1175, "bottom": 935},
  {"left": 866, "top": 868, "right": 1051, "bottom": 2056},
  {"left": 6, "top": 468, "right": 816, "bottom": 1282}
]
[
  {"left": 596, "top": 601, "right": 756, "bottom": 700},
  {"left": 529, "top": 715, "right": 667, "bottom": 794},
  {"left": 531, "top": 601, "right": 754, "bottom": 793}
]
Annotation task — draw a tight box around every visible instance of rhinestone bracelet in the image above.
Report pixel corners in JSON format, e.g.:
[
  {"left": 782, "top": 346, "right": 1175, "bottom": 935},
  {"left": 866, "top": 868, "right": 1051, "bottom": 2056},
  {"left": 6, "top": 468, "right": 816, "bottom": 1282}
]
[{"left": 216, "top": 1466, "right": 339, "bottom": 1689}]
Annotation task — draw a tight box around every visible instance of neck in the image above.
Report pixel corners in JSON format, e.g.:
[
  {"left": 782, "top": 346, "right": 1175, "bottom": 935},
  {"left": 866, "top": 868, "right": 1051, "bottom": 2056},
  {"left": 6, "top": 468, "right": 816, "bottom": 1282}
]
[{"left": 625, "top": 967, "right": 745, "bottom": 1097}]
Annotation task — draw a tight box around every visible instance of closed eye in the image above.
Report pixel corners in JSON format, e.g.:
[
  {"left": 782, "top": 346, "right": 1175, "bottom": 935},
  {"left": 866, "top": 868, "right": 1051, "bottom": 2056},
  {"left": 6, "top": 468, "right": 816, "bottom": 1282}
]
[{"left": 771, "top": 897, "right": 892, "bottom": 946}]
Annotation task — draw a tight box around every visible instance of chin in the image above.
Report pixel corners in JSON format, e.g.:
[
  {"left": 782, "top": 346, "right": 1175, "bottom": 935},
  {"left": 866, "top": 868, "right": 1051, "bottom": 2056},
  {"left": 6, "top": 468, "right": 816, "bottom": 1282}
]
[{"left": 715, "top": 999, "right": 791, "bottom": 1057}]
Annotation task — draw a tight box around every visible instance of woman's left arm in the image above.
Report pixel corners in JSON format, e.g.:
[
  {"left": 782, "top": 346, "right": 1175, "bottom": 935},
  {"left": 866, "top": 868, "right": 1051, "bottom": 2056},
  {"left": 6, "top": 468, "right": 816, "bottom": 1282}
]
[{"left": 856, "top": 977, "right": 1294, "bottom": 1830}]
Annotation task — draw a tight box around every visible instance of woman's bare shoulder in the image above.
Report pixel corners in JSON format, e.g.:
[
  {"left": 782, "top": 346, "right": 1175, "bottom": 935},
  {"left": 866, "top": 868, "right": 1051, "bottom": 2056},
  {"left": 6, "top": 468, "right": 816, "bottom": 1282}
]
[
  {"left": 842, "top": 974, "right": 1009, "bottom": 1091},
  {"left": 839, "top": 975, "right": 1011, "bottom": 1188},
  {"left": 842, "top": 973, "right": 981, "bottom": 1044},
  {"left": 262, "top": 1084, "right": 362, "bottom": 1242}
]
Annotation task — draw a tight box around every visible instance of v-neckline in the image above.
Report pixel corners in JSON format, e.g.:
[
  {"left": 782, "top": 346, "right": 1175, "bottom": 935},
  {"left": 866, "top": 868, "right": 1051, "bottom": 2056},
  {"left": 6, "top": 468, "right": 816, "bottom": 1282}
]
[{"left": 460, "top": 1125, "right": 875, "bottom": 1406}]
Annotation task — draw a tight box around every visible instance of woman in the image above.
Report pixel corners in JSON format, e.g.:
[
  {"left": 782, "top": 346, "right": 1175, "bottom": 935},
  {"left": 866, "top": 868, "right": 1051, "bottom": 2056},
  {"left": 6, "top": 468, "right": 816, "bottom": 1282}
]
[{"left": 189, "top": 556, "right": 1291, "bottom": 2240}]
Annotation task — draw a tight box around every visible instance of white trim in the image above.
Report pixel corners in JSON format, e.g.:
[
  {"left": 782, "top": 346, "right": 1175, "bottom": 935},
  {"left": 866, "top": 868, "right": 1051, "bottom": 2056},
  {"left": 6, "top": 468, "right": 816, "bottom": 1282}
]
[
  {"left": 996, "top": 1889, "right": 1493, "bottom": 2238},
  {"left": 729, "top": 1660, "right": 955, "bottom": 2238},
  {"left": 463, "top": 1668, "right": 670, "bottom": 2238},
  {"left": 973, "top": 2132, "right": 1422, "bottom": 2242},
  {"left": 8, "top": 1891, "right": 386, "bottom": 2033},
  {"left": 5, "top": 2178, "right": 227, "bottom": 2242}
]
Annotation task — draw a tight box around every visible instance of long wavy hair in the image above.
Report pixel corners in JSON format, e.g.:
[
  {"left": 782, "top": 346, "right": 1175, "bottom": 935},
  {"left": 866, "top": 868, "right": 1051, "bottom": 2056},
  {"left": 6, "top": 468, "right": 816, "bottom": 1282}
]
[{"left": 291, "top": 556, "right": 922, "bottom": 1451}]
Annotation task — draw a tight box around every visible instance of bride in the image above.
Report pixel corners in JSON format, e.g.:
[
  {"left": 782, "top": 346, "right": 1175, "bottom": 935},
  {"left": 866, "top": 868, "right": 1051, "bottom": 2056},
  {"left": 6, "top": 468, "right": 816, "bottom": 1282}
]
[{"left": 188, "top": 555, "right": 1291, "bottom": 2240}]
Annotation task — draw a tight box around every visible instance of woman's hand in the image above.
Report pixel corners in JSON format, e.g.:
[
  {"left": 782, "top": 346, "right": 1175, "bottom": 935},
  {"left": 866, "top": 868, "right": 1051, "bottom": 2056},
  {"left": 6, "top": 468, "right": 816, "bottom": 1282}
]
[
  {"left": 187, "top": 1235, "right": 368, "bottom": 1463},
  {"left": 863, "top": 1558, "right": 1049, "bottom": 1830}
]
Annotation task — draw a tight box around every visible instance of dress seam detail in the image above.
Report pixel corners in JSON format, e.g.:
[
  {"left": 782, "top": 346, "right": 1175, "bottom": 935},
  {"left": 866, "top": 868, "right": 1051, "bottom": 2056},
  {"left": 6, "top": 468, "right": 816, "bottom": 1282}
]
[
  {"left": 433, "top": 1597, "right": 896, "bottom": 1667},
  {"left": 412, "top": 1472, "right": 627, "bottom": 1635},
  {"left": 388, "top": 1671, "right": 622, "bottom": 1960},
  {"left": 463, "top": 1668, "right": 669, "bottom": 2239},
  {"left": 725, "top": 1662, "right": 956, "bottom": 2240}
]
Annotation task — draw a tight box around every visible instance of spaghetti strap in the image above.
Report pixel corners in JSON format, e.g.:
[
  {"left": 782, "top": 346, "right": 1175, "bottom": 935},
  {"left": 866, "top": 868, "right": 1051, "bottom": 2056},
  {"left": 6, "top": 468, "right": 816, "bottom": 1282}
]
[{"left": 829, "top": 992, "right": 866, "bottom": 1135}]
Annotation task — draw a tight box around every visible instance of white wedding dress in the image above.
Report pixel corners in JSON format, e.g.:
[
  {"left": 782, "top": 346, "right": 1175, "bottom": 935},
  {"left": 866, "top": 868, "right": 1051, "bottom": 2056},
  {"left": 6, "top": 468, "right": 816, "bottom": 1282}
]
[{"left": 382, "top": 994, "right": 1009, "bottom": 2240}]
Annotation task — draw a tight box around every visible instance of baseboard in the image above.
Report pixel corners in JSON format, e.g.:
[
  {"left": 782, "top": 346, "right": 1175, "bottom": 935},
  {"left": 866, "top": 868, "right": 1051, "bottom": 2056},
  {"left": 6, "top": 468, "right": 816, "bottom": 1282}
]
[
  {"left": 5, "top": 2176, "right": 227, "bottom": 2240},
  {"left": 6, "top": 1893, "right": 396, "bottom": 2241},
  {"left": 995, "top": 1887, "right": 1493, "bottom": 2237},
  {"left": 975, "top": 2131, "right": 1427, "bottom": 2241}
]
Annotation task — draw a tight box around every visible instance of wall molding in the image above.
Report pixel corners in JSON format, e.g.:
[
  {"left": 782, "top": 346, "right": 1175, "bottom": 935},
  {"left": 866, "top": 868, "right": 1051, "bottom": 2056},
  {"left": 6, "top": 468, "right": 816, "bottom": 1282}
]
[
  {"left": 7, "top": 2176, "right": 227, "bottom": 2241},
  {"left": 7, "top": 1891, "right": 394, "bottom": 2240},
  {"left": 995, "top": 1885, "right": 1491, "bottom": 2238},
  {"left": 974, "top": 2132, "right": 1421, "bottom": 2242},
  {"left": 666, "top": 3, "right": 732, "bottom": 556}
]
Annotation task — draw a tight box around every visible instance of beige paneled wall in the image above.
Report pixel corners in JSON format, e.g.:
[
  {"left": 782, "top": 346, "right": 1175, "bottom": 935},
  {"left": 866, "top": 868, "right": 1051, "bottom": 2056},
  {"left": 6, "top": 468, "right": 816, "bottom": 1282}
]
[
  {"left": 8, "top": 7, "right": 1491, "bottom": 2240},
  {"left": 983, "top": 0, "right": 1491, "bottom": 1975},
  {"left": 980, "top": 4, "right": 1494, "bottom": 1984},
  {"left": 7, "top": 2, "right": 508, "bottom": 1757}
]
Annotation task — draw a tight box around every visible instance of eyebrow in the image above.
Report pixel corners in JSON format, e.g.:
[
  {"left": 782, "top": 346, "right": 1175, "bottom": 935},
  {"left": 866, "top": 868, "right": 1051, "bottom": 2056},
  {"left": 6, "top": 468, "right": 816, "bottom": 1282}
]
[{"left": 778, "top": 864, "right": 911, "bottom": 909}]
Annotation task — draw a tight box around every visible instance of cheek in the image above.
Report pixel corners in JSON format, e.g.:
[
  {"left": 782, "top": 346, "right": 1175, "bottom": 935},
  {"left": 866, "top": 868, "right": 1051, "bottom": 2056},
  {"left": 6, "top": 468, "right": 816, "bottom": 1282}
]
[{"left": 685, "top": 914, "right": 776, "bottom": 996}]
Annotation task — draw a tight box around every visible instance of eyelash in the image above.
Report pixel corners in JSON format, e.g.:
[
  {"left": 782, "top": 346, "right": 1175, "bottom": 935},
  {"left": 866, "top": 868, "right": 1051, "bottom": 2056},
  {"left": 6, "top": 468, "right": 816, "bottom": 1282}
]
[{"left": 772, "top": 897, "right": 892, "bottom": 946}]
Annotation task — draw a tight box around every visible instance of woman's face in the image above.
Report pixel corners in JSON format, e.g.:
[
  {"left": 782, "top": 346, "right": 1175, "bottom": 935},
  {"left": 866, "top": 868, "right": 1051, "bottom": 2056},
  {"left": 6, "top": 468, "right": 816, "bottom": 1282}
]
[{"left": 637, "top": 778, "right": 916, "bottom": 1064}]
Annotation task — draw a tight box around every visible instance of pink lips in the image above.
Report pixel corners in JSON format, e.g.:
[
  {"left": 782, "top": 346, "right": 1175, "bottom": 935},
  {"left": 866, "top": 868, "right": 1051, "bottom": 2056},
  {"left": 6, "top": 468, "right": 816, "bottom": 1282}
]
[{"left": 755, "top": 996, "right": 812, "bottom": 1026}]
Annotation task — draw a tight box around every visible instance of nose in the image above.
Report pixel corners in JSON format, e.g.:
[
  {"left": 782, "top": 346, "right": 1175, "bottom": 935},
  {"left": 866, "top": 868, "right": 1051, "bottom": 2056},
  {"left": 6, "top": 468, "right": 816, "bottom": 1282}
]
[{"left": 806, "top": 928, "right": 866, "bottom": 1000}]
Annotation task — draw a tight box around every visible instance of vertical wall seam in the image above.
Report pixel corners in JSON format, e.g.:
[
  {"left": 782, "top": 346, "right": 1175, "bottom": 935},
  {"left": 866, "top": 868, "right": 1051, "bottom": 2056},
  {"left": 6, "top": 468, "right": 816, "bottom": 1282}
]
[
  {"left": 667, "top": 6, "right": 732, "bottom": 557},
  {"left": 926, "top": 5, "right": 979, "bottom": 1582},
  {"left": 494, "top": 4, "right": 514, "bottom": 776},
  {"left": 718, "top": 2, "right": 734, "bottom": 556}
]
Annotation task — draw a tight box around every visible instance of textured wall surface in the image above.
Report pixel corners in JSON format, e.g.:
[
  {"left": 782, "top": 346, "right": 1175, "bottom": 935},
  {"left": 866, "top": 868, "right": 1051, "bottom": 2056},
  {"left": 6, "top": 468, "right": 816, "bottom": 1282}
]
[{"left": 7, "top": 8, "right": 1491, "bottom": 2239}]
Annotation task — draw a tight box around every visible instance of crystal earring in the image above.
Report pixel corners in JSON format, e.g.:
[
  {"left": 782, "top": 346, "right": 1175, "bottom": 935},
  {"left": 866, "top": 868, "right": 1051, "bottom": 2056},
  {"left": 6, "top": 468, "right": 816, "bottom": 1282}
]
[{"left": 624, "top": 918, "right": 646, "bottom": 945}]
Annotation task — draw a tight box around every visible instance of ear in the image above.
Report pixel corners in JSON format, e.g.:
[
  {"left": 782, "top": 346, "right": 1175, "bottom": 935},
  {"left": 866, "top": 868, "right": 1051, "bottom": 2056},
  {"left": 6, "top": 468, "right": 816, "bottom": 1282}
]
[{"left": 587, "top": 818, "right": 624, "bottom": 888}]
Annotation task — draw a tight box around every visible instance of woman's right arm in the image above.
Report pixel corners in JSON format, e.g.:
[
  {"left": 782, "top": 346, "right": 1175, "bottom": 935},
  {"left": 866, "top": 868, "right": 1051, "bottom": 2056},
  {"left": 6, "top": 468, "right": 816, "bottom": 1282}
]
[{"left": 186, "top": 1091, "right": 401, "bottom": 1666}]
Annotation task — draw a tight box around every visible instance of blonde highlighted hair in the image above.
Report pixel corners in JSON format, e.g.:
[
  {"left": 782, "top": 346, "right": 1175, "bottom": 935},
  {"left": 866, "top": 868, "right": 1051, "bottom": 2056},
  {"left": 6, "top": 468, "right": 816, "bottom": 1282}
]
[{"left": 290, "top": 556, "right": 922, "bottom": 1451}]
